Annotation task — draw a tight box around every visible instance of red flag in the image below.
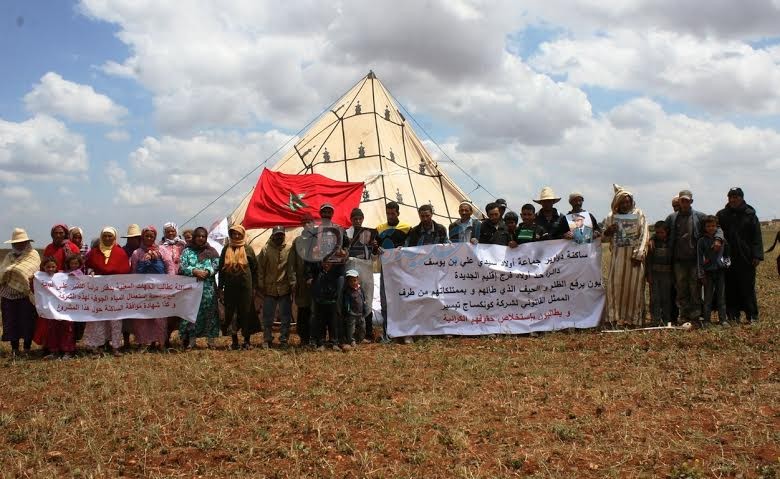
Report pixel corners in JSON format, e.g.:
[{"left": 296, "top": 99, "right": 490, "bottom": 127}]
[{"left": 242, "top": 169, "right": 364, "bottom": 229}]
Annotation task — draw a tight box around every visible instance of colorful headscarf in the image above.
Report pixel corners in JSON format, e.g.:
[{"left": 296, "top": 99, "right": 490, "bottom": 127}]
[
  {"left": 141, "top": 225, "right": 159, "bottom": 251},
  {"left": 223, "top": 224, "right": 248, "bottom": 273},
  {"left": 161, "top": 221, "right": 187, "bottom": 246}
]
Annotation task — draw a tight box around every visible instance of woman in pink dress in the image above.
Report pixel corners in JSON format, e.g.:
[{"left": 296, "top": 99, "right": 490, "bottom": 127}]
[
  {"left": 129, "top": 226, "right": 168, "bottom": 350},
  {"left": 159, "top": 222, "right": 188, "bottom": 347}
]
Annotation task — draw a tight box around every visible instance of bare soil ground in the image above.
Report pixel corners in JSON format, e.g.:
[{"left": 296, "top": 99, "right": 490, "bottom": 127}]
[{"left": 0, "top": 233, "right": 777, "bottom": 478}]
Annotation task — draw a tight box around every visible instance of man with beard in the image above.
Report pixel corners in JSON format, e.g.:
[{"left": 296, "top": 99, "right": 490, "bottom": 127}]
[
  {"left": 534, "top": 187, "right": 571, "bottom": 240},
  {"left": 716, "top": 188, "right": 763, "bottom": 324},
  {"left": 374, "top": 201, "right": 411, "bottom": 343}
]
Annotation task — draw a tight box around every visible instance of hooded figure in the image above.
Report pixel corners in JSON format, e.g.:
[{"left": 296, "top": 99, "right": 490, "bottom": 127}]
[
  {"left": 218, "top": 224, "right": 260, "bottom": 349},
  {"left": 602, "top": 184, "right": 649, "bottom": 328}
]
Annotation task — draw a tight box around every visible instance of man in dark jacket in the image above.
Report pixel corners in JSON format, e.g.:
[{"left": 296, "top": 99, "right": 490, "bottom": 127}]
[
  {"left": 665, "top": 189, "right": 723, "bottom": 323},
  {"left": 534, "top": 187, "right": 571, "bottom": 240},
  {"left": 478, "top": 202, "right": 508, "bottom": 244},
  {"left": 716, "top": 187, "right": 763, "bottom": 323},
  {"left": 405, "top": 204, "right": 449, "bottom": 247}
]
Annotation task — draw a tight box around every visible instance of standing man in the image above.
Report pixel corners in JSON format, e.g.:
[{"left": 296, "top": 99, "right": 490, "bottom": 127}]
[
  {"left": 257, "top": 226, "right": 295, "bottom": 348},
  {"left": 716, "top": 187, "right": 763, "bottom": 324},
  {"left": 666, "top": 189, "right": 722, "bottom": 325},
  {"left": 534, "top": 187, "right": 570, "bottom": 240},
  {"left": 449, "top": 201, "right": 480, "bottom": 244},
  {"left": 672, "top": 196, "right": 681, "bottom": 213},
  {"left": 405, "top": 204, "right": 450, "bottom": 247},
  {"left": 567, "top": 192, "right": 601, "bottom": 236},
  {"left": 478, "top": 202, "right": 508, "bottom": 244},
  {"left": 495, "top": 198, "right": 508, "bottom": 218},
  {"left": 375, "top": 201, "right": 411, "bottom": 342},
  {"left": 288, "top": 214, "right": 315, "bottom": 347}
]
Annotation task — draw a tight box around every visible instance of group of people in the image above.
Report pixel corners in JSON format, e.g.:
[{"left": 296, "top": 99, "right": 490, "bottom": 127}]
[{"left": 0, "top": 185, "right": 771, "bottom": 358}]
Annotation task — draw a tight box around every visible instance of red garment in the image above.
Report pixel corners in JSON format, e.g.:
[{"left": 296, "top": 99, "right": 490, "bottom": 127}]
[
  {"left": 85, "top": 245, "right": 131, "bottom": 275},
  {"left": 43, "top": 242, "right": 80, "bottom": 270},
  {"left": 45, "top": 319, "right": 75, "bottom": 353},
  {"left": 243, "top": 169, "right": 364, "bottom": 229}
]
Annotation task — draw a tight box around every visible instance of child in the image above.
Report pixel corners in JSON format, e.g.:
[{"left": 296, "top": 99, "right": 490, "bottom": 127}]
[
  {"left": 646, "top": 221, "right": 673, "bottom": 326},
  {"left": 306, "top": 259, "right": 344, "bottom": 351},
  {"left": 697, "top": 216, "right": 730, "bottom": 326},
  {"left": 39, "top": 257, "right": 74, "bottom": 360},
  {"left": 342, "top": 269, "right": 369, "bottom": 350},
  {"left": 516, "top": 204, "right": 545, "bottom": 244}
]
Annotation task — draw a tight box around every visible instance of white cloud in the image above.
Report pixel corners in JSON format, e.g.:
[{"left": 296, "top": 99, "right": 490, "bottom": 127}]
[
  {"left": 531, "top": 29, "right": 780, "bottom": 115},
  {"left": 79, "top": 0, "right": 585, "bottom": 143},
  {"left": 1, "top": 185, "right": 33, "bottom": 200},
  {"left": 443, "top": 98, "right": 780, "bottom": 222},
  {"left": 24, "top": 72, "right": 128, "bottom": 125},
  {"left": 0, "top": 115, "right": 88, "bottom": 179},
  {"left": 105, "top": 129, "right": 130, "bottom": 141},
  {"left": 518, "top": 0, "right": 780, "bottom": 40}
]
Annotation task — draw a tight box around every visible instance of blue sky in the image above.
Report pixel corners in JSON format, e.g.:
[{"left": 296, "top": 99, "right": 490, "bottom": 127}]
[{"left": 2, "top": 0, "right": 780, "bottom": 246}]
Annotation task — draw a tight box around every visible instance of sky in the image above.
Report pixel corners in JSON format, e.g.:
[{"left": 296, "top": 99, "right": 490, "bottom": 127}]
[{"left": 2, "top": 0, "right": 780, "bottom": 245}]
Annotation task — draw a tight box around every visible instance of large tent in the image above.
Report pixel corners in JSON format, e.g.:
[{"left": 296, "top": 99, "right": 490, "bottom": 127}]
[{"left": 229, "top": 71, "right": 475, "bottom": 251}]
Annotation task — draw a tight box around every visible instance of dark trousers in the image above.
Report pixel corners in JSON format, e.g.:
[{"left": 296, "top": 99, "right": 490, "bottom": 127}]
[
  {"left": 342, "top": 314, "right": 359, "bottom": 344},
  {"left": 354, "top": 312, "right": 373, "bottom": 342},
  {"left": 703, "top": 270, "right": 727, "bottom": 323},
  {"left": 674, "top": 260, "right": 701, "bottom": 321},
  {"left": 314, "top": 302, "right": 338, "bottom": 346},
  {"left": 725, "top": 261, "right": 758, "bottom": 321},
  {"left": 296, "top": 305, "right": 312, "bottom": 346},
  {"left": 650, "top": 273, "right": 674, "bottom": 325}
]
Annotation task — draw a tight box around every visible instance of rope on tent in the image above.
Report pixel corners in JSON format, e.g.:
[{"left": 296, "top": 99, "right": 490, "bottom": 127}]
[
  {"left": 179, "top": 75, "right": 371, "bottom": 228},
  {"left": 385, "top": 90, "right": 499, "bottom": 202},
  {"left": 179, "top": 104, "right": 333, "bottom": 228}
]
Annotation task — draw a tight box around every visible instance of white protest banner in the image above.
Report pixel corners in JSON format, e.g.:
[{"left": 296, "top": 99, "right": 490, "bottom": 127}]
[
  {"left": 33, "top": 273, "right": 203, "bottom": 323},
  {"left": 381, "top": 239, "right": 605, "bottom": 336}
]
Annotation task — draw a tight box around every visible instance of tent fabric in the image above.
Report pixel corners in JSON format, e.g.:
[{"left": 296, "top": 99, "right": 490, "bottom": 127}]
[{"left": 230, "top": 71, "right": 474, "bottom": 251}]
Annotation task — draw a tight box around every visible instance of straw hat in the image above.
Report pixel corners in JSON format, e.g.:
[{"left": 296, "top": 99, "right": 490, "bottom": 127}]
[
  {"left": 534, "top": 186, "right": 561, "bottom": 204},
  {"left": 122, "top": 224, "right": 142, "bottom": 238},
  {"left": 4, "top": 228, "right": 33, "bottom": 244}
]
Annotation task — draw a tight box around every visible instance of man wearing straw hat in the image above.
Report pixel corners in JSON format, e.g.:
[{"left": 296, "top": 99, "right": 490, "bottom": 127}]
[
  {"left": 1, "top": 228, "right": 40, "bottom": 356},
  {"left": 534, "top": 187, "right": 571, "bottom": 240}
]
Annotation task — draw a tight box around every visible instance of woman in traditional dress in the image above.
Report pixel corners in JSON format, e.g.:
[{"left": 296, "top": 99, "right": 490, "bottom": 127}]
[
  {"left": 218, "top": 224, "right": 260, "bottom": 350},
  {"left": 129, "top": 226, "right": 167, "bottom": 350},
  {"left": 602, "top": 184, "right": 649, "bottom": 328},
  {"left": 159, "top": 222, "right": 188, "bottom": 347},
  {"left": 83, "top": 226, "right": 131, "bottom": 356},
  {"left": 68, "top": 226, "right": 89, "bottom": 256},
  {"left": 179, "top": 227, "right": 220, "bottom": 348},
  {"left": 37, "top": 224, "right": 82, "bottom": 347},
  {"left": 1, "top": 228, "right": 40, "bottom": 357}
]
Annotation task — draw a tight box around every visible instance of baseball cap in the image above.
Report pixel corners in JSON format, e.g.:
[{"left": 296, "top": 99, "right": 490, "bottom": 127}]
[
  {"left": 271, "top": 226, "right": 285, "bottom": 235},
  {"left": 319, "top": 202, "right": 334, "bottom": 212},
  {"left": 345, "top": 269, "right": 359, "bottom": 278},
  {"left": 727, "top": 187, "right": 744, "bottom": 198}
]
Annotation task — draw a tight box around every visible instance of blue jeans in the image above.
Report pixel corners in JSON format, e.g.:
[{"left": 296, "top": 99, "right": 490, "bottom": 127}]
[{"left": 262, "top": 295, "right": 292, "bottom": 344}]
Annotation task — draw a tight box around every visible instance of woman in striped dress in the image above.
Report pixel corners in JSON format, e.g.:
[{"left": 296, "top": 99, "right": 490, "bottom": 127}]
[{"left": 602, "top": 184, "right": 649, "bottom": 328}]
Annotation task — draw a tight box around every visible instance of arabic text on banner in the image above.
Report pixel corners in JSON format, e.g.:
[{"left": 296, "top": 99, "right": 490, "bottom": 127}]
[
  {"left": 381, "top": 240, "right": 605, "bottom": 336},
  {"left": 33, "top": 273, "right": 204, "bottom": 323}
]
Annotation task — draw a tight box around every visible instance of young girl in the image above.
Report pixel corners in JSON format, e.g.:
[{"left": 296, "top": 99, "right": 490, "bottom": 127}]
[{"left": 43, "top": 255, "right": 77, "bottom": 359}]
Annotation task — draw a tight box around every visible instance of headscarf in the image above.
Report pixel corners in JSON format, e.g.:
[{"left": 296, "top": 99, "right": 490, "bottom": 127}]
[
  {"left": 188, "top": 227, "right": 219, "bottom": 262},
  {"left": 141, "top": 225, "right": 159, "bottom": 251},
  {"left": 68, "top": 226, "right": 83, "bottom": 242},
  {"left": 223, "top": 224, "right": 248, "bottom": 273},
  {"left": 610, "top": 184, "right": 635, "bottom": 214},
  {"left": 0, "top": 241, "right": 40, "bottom": 300},
  {"left": 50, "top": 223, "right": 72, "bottom": 249},
  {"left": 99, "top": 226, "right": 118, "bottom": 264},
  {"left": 161, "top": 222, "right": 187, "bottom": 246}
]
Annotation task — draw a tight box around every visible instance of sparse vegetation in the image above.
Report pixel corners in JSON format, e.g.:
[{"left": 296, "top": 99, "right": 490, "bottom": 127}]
[{"left": 0, "top": 232, "right": 777, "bottom": 477}]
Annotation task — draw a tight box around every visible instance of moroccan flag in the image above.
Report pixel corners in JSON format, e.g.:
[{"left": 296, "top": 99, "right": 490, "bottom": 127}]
[{"left": 242, "top": 169, "right": 365, "bottom": 229}]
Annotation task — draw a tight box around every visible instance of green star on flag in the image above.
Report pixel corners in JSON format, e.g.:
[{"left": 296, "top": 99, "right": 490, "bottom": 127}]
[{"left": 285, "top": 192, "right": 307, "bottom": 211}]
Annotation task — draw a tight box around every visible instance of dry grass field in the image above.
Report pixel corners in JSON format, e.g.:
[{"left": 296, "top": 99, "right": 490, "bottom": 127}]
[{"left": 0, "top": 232, "right": 777, "bottom": 478}]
